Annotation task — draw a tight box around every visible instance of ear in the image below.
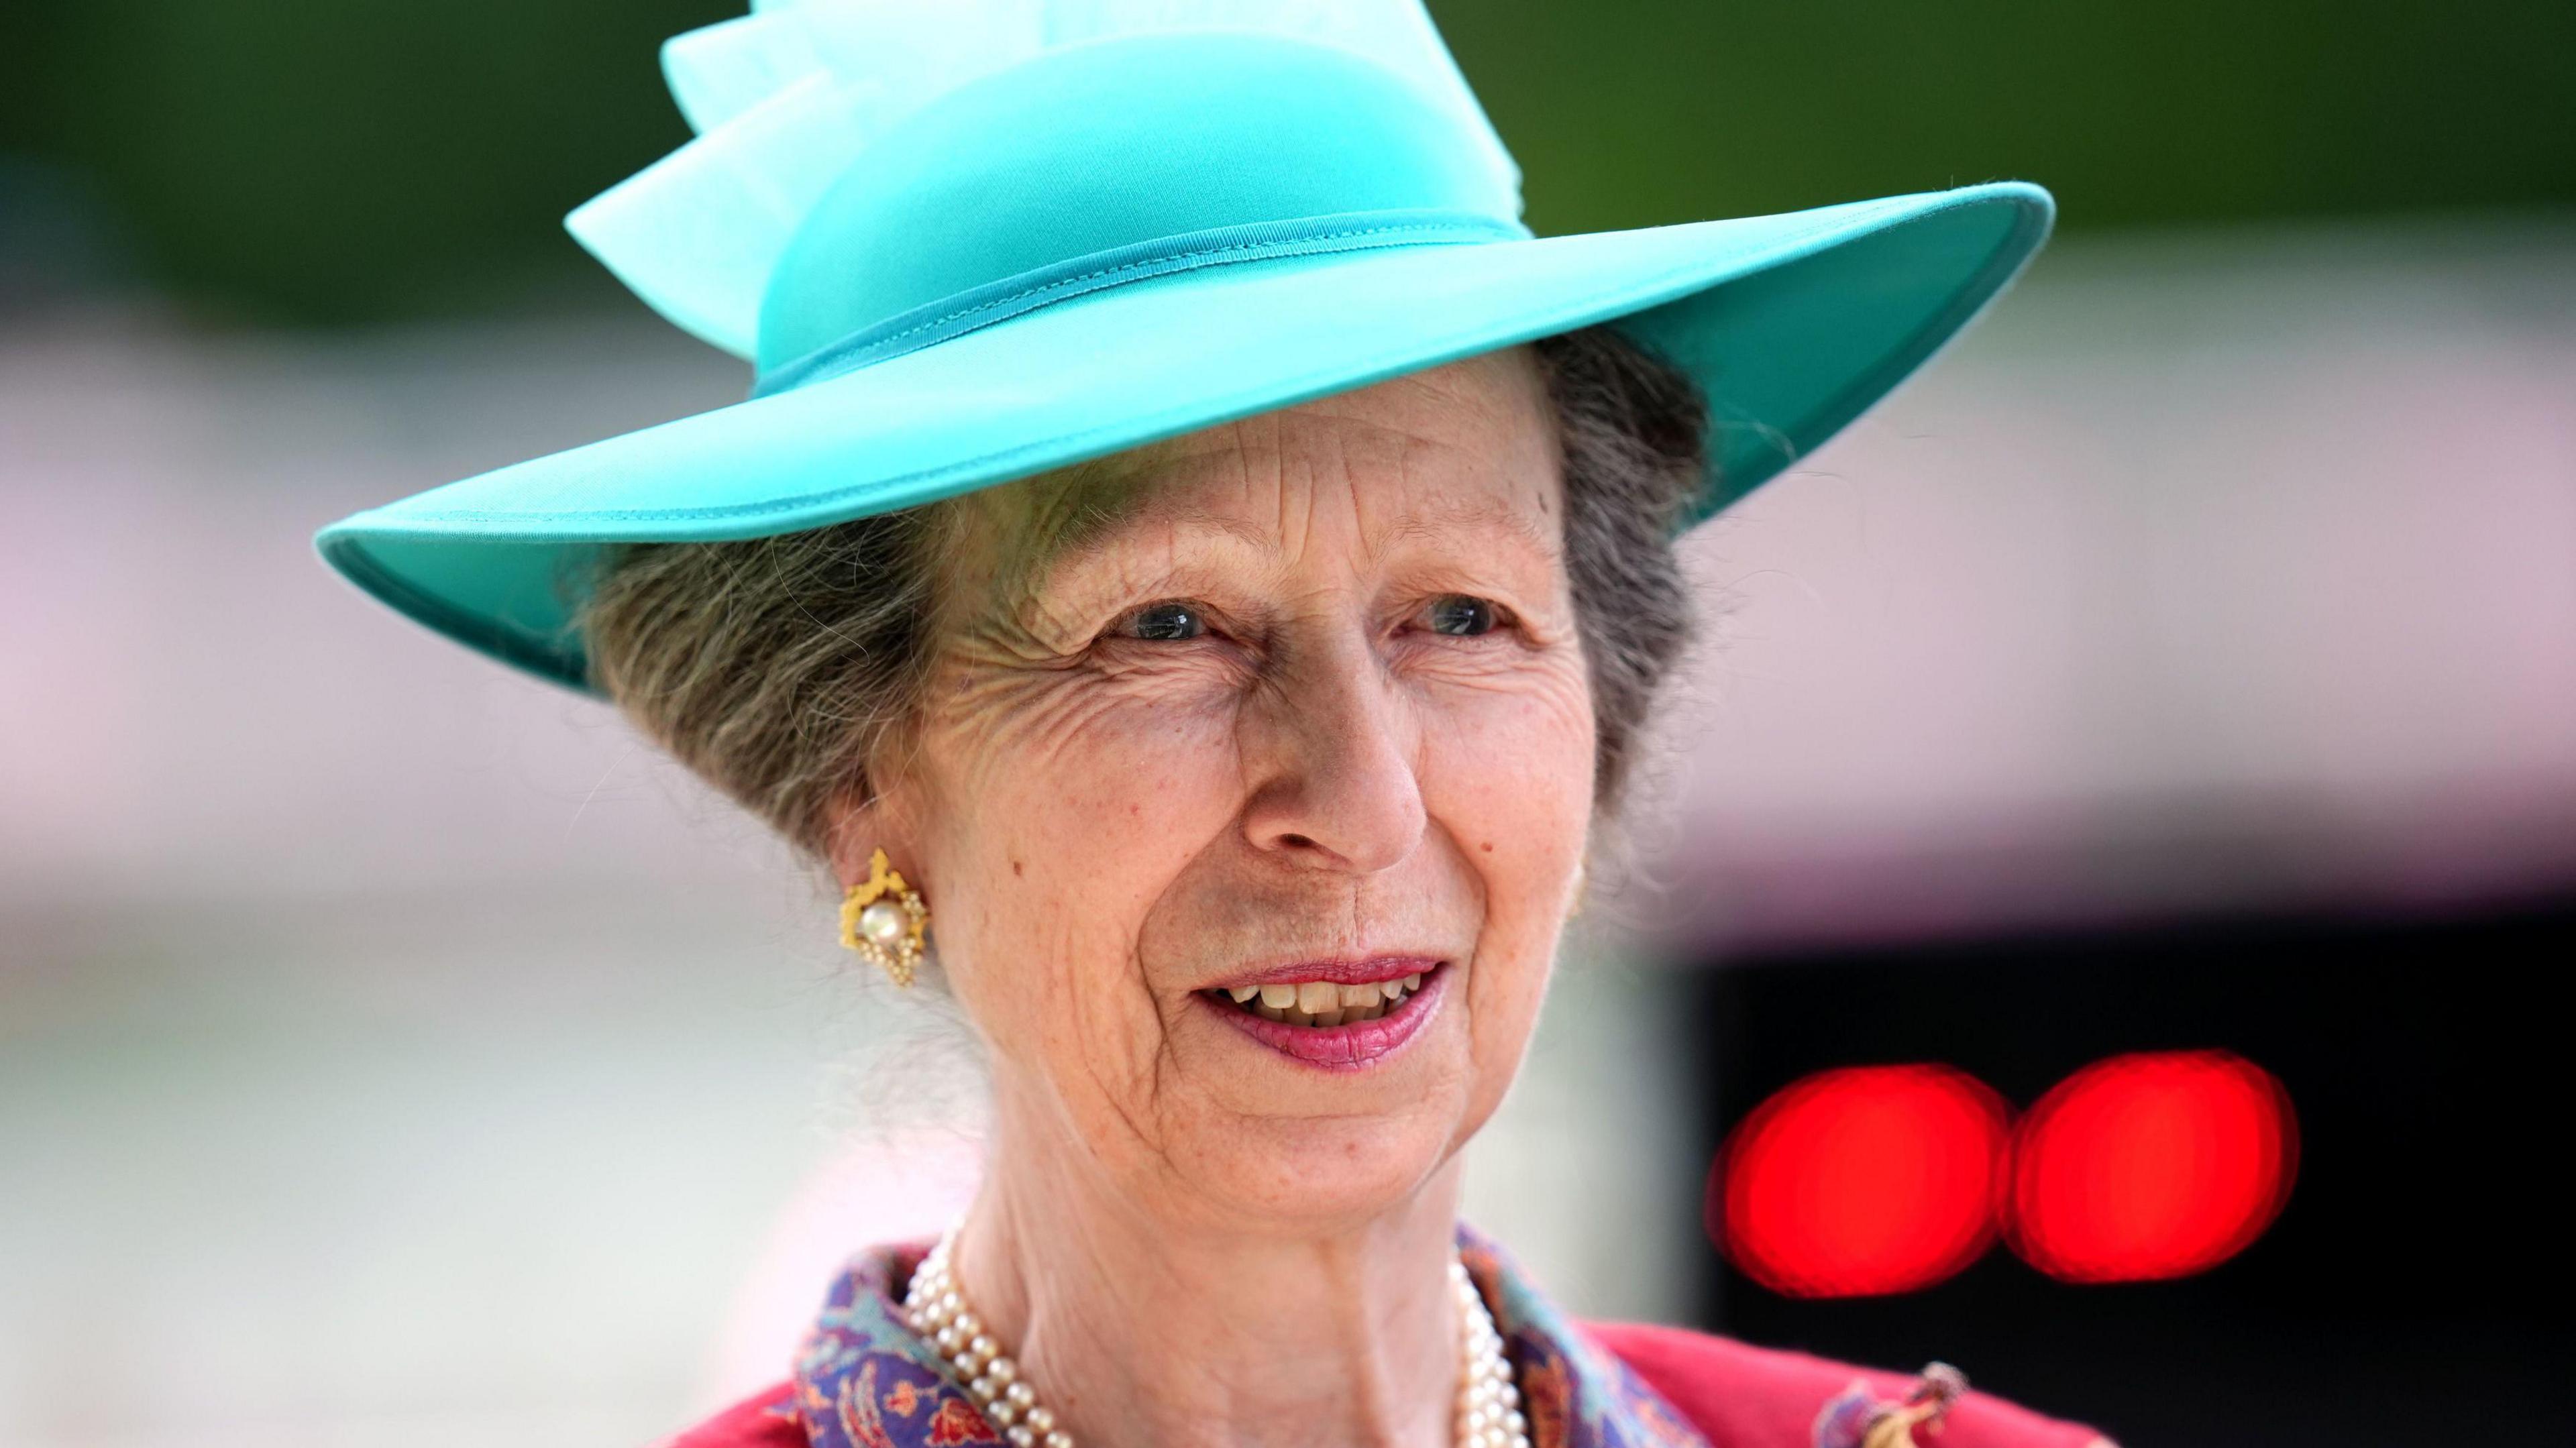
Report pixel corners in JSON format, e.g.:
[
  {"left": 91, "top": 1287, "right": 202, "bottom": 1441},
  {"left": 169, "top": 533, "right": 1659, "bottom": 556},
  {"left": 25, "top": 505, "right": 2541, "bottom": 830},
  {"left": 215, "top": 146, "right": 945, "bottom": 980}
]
[{"left": 822, "top": 774, "right": 927, "bottom": 891}]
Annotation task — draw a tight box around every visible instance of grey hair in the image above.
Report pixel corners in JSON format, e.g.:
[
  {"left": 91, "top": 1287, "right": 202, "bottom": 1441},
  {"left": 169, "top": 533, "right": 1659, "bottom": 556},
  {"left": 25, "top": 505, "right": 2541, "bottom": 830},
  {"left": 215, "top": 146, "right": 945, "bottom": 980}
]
[
  {"left": 1540, "top": 327, "right": 1707, "bottom": 806},
  {"left": 580, "top": 324, "right": 1709, "bottom": 858}
]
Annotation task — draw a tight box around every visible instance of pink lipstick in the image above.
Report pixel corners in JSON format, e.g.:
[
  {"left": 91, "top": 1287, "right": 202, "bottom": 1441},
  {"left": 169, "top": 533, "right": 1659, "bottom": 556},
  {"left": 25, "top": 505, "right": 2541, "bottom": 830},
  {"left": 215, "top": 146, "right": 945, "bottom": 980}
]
[{"left": 1201, "top": 960, "right": 1446, "bottom": 1069}]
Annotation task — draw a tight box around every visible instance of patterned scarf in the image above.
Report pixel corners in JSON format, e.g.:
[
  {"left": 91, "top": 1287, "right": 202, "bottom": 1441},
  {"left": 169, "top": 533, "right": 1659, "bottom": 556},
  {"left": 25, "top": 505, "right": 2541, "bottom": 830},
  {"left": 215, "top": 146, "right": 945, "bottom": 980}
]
[{"left": 783, "top": 1227, "right": 1710, "bottom": 1448}]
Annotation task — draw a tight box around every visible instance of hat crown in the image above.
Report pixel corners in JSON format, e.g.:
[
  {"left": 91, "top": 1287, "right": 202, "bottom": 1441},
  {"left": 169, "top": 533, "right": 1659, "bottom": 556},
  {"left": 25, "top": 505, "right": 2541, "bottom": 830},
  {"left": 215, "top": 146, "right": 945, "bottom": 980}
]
[
  {"left": 755, "top": 34, "right": 1521, "bottom": 376},
  {"left": 564, "top": 0, "right": 1521, "bottom": 361}
]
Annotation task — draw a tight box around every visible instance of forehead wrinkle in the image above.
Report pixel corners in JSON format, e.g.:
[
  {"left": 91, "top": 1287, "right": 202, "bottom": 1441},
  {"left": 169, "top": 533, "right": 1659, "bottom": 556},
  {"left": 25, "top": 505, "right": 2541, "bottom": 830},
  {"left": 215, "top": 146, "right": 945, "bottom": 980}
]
[
  {"left": 1024, "top": 451, "right": 1558, "bottom": 614},
  {"left": 964, "top": 368, "right": 1560, "bottom": 627},
  {"left": 1282, "top": 392, "right": 1552, "bottom": 573},
  {"left": 1012, "top": 420, "right": 1295, "bottom": 599}
]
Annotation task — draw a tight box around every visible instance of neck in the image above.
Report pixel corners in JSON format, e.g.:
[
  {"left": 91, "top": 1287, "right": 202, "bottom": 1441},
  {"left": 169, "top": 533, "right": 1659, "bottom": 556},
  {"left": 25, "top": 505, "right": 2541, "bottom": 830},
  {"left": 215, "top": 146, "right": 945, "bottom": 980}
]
[{"left": 950, "top": 1108, "right": 1467, "bottom": 1448}]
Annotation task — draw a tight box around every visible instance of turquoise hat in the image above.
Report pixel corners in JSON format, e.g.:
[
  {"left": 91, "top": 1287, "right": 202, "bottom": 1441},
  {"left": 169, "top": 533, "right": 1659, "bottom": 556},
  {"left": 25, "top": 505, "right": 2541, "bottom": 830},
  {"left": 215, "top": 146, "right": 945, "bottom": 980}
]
[{"left": 317, "top": 0, "right": 2051, "bottom": 691}]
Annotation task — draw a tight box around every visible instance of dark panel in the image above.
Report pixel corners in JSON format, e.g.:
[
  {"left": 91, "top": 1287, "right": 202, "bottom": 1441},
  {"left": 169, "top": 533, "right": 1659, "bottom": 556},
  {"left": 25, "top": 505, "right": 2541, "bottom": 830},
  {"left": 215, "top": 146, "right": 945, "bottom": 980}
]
[{"left": 1685, "top": 905, "right": 2575, "bottom": 1447}]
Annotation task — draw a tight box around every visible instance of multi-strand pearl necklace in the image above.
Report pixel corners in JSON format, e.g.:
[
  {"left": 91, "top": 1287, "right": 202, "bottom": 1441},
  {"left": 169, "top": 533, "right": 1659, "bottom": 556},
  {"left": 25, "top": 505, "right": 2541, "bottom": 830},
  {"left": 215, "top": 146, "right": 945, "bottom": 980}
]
[
  {"left": 1446, "top": 1256, "right": 1534, "bottom": 1448},
  {"left": 902, "top": 1226, "right": 1532, "bottom": 1448}
]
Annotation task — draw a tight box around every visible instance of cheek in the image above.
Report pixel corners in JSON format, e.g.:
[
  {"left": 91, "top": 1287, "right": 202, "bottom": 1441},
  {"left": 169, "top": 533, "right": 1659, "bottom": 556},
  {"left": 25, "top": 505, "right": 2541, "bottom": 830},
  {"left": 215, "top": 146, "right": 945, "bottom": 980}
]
[
  {"left": 1416, "top": 667, "right": 1597, "bottom": 887},
  {"left": 936, "top": 668, "right": 1248, "bottom": 889},
  {"left": 1414, "top": 671, "right": 1595, "bottom": 1084},
  {"left": 913, "top": 673, "right": 1244, "bottom": 1094}
]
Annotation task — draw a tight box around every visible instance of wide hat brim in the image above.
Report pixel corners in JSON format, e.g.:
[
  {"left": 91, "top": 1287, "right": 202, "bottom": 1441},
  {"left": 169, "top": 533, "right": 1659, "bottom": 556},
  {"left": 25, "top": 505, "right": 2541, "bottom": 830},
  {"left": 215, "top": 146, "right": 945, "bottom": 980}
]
[{"left": 317, "top": 181, "right": 2051, "bottom": 690}]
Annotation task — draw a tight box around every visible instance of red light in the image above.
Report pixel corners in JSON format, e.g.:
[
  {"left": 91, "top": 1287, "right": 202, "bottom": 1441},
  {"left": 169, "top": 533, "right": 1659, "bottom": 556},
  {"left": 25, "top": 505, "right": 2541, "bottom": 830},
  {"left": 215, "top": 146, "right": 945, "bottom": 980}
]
[
  {"left": 1711, "top": 1064, "right": 2009, "bottom": 1298},
  {"left": 2006, "top": 1050, "right": 2297, "bottom": 1284}
]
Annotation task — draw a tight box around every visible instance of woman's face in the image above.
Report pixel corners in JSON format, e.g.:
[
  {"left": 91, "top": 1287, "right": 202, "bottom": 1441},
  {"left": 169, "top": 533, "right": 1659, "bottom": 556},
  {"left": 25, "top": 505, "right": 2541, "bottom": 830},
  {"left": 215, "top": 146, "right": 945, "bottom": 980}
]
[{"left": 858, "top": 347, "right": 1595, "bottom": 1229}]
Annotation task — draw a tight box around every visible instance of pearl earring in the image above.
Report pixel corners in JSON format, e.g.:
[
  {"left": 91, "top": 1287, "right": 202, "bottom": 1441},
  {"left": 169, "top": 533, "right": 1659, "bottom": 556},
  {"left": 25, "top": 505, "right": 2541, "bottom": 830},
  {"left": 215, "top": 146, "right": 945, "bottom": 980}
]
[{"left": 839, "top": 848, "right": 930, "bottom": 987}]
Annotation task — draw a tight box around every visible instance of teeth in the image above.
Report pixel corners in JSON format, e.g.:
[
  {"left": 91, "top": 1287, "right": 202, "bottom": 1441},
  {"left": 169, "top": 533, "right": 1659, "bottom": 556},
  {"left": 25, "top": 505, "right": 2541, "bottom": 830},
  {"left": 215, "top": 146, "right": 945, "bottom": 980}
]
[{"left": 1218, "top": 968, "right": 1434, "bottom": 1028}]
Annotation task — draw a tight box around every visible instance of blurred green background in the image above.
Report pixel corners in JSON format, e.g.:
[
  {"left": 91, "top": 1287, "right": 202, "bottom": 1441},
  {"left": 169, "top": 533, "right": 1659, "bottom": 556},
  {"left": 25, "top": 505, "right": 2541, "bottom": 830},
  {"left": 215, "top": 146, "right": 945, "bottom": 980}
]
[{"left": 3, "top": 0, "right": 2571, "bottom": 327}]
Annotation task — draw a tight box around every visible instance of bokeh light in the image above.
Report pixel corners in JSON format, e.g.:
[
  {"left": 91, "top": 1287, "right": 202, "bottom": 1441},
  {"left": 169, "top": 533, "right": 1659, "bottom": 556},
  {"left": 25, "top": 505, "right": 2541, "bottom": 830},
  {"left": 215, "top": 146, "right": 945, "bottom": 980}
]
[
  {"left": 2006, "top": 1050, "right": 2298, "bottom": 1284},
  {"left": 1711, "top": 1064, "right": 2010, "bottom": 1298}
]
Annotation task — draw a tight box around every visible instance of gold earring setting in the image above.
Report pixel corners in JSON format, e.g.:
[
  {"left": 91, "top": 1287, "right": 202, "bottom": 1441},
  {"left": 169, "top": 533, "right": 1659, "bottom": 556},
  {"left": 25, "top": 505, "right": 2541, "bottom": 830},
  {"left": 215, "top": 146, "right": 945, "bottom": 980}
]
[{"left": 839, "top": 848, "right": 930, "bottom": 987}]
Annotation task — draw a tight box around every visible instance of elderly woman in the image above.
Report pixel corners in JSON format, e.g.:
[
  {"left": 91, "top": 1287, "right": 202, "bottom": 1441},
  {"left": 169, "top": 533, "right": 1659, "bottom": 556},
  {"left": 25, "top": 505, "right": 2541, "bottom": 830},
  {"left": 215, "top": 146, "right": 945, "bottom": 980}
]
[{"left": 320, "top": 5, "right": 2096, "bottom": 1447}]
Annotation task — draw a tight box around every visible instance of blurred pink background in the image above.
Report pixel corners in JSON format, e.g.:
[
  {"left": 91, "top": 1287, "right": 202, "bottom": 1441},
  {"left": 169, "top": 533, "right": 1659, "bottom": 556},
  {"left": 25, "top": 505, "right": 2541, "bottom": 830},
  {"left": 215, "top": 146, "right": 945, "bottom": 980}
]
[{"left": 5, "top": 219, "right": 2573, "bottom": 1444}]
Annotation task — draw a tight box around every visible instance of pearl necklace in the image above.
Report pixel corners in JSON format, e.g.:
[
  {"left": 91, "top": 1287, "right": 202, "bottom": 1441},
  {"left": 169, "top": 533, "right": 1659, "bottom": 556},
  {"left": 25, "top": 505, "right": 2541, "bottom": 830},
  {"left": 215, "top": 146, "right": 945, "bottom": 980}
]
[{"left": 902, "top": 1227, "right": 1532, "bottom": 1448}]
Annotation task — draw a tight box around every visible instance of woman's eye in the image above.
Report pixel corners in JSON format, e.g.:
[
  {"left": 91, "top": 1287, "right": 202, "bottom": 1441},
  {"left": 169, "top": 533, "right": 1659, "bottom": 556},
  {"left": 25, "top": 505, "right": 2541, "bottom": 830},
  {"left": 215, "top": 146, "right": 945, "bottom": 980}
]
[
  {"left": 1424, "top": 594, "right": 1499, "bottom": 637},
  {"left": 1122, "top": 602, "right": 1205, "bottom": 642}
]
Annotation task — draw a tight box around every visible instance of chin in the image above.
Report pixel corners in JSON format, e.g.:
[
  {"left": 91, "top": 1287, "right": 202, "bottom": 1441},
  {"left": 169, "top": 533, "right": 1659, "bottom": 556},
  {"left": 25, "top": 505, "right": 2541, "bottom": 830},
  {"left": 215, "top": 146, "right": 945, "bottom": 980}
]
[{"left": 1166, "top": 1099, "right": 1477, "bottom": 1227}]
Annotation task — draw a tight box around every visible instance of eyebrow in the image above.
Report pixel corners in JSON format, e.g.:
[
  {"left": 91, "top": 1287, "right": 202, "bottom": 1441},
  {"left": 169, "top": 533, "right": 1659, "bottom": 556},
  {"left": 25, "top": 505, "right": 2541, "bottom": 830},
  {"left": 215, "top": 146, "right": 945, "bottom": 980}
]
[{"left": 1378, "top": 490, "right": 1561, "bottom": 563}]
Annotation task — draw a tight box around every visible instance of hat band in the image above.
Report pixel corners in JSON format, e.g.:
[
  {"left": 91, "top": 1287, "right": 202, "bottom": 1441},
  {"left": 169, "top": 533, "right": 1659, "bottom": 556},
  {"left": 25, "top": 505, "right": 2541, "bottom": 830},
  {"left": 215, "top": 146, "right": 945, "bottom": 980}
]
[{"left": 751, "top": 207, "right": 1528, "bottom": 400}]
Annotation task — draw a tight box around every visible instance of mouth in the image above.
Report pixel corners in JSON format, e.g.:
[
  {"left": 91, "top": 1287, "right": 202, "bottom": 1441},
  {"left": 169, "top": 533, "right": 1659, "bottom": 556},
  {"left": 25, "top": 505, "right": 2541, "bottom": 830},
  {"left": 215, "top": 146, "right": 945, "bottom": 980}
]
[{"left": 1197, "top": 958, "right": 1446, "bottom": 1069}]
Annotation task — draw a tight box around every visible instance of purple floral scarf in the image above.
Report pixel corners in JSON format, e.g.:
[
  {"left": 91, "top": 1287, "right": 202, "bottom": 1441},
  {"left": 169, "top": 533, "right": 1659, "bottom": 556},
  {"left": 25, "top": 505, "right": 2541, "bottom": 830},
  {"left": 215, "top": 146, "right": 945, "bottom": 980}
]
[{"left": 783, "top": 1227, "right": 1709, "bottom": 1448}]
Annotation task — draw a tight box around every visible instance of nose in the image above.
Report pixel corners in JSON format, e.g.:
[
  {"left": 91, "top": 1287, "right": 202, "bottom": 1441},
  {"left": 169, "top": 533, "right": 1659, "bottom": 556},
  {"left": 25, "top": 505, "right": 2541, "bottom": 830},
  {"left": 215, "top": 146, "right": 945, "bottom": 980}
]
[{"left": 1237, "top": 629, "right": 1426, "bottom": 874}]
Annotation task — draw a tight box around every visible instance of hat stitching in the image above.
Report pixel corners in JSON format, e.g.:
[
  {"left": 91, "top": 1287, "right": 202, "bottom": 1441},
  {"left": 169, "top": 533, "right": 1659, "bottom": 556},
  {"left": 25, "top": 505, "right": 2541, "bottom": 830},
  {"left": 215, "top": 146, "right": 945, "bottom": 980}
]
[{"left": 755, "top": 211, "right": 1524, "bottom": 398}]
